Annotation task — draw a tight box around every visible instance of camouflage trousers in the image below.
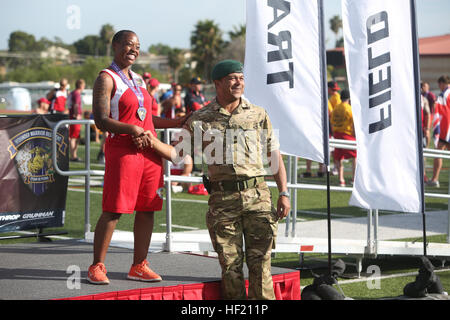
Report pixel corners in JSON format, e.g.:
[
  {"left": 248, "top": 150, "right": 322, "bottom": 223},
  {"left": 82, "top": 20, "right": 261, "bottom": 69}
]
[{"left": 206, "top": 181, "right": 279, "bottom": 300}]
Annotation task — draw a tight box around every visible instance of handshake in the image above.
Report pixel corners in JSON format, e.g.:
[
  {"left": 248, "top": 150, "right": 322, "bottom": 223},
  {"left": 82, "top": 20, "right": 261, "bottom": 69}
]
[
  {"left": 131, "top": 128, "right": 175, "bottom": 163},
  {"left": 132, "top": 130, "right": 157, "bottom": 150}
]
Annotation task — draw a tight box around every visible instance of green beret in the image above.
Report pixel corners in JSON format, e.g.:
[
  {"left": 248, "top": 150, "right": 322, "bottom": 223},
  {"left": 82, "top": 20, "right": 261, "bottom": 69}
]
[{"left": 211, "top": 60, "right": 244, "bottom": 81}]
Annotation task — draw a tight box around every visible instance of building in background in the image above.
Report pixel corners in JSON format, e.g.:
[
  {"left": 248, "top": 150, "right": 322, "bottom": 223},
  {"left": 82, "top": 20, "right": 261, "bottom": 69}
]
[
  {"left": 326, "top": 34, "right": 450, "bottom": 95},
  {"left": 419, "top": 34, "right": 450, "bottom": 92}
]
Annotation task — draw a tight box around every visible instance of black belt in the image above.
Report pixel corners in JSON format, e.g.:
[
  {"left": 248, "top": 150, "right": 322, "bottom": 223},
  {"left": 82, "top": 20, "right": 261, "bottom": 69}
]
[{"left": 210, "top": 176, "right": 265, "bottom": 192}]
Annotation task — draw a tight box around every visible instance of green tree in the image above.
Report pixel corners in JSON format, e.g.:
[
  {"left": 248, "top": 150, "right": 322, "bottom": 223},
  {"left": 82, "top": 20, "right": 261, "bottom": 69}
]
[
  {"left": 148, "top": 43, "right": 172, "bottom": 56},
  {"left": 8, "top": 31, "right": 37, "bottom": 52},
  {"left": 131, "top": 64, "right": 168, "bottom": 83},
  {"left": 73, "top": 35, "right": 104, "bottom": 56},
  {"left": 34, "top": 36, "right": 76, "bottom": 53},
  {"left": 177, "top": 66, "right": 195, "bottom": 86},
  {"left": 190, "top": 20, "right": 224, "bottom": 81},
  {"left": 329, "top": 15, "right": 343, "bottom": 48},
  {"left": 36, "top": 36, "right": 54, "bottom": 50},
  {"left": 78, "top": 56, "right": 111, "bottom": 86}
]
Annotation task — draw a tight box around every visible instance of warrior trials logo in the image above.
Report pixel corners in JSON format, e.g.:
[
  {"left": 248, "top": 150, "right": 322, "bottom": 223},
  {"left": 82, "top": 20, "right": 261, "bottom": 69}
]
[{"left": 7, "top": 127, "right": 67, "bottom": 195}]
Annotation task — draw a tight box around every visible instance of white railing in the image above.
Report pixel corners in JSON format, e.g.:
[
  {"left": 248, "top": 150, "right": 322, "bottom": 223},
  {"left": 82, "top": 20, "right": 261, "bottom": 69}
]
[
  {"left": 52, "top": 119, "right": 104, "bottom": 236},
  {"left": 52, "top": 123, "right": 450, "bottom": 251}
]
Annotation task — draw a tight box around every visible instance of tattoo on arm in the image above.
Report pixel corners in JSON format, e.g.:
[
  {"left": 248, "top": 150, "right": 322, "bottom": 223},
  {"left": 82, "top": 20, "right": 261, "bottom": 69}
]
[{"left": 92, "top": 73, "right": 112, "bottom": 132}]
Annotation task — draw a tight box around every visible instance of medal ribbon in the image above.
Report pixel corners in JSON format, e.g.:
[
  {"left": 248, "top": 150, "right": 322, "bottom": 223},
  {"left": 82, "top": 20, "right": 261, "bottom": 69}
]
[{"left": 110, "top": 61, "right": 144, "bottom": 109}]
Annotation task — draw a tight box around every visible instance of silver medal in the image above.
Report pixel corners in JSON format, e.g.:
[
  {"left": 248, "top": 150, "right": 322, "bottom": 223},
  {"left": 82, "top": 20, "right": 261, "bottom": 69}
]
[{"left": 137, "top": 107, "right": 147, "bottom": 121}]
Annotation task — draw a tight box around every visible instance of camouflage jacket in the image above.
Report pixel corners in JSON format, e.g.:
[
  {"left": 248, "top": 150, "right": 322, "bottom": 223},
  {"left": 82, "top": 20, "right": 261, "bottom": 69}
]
[{"left": 178, "top": 98, "right": 279, "bottom": 182}]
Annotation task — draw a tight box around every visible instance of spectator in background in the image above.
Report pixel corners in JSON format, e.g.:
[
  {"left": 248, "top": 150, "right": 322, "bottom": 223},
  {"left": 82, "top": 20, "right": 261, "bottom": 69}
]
[
  {"left": 184, "top": 77, "right": 207, "bottom": 113},
  {"left": 68, "top": 79, "right": 85, "bottom": 162},
  {"left": 82, "top": 110, "right": 106, "bottom": 163},
  {"left": 328, "top": 81, "right": 342, "bottom": 111},
  {"left": 160, "top": 82, "right": 176, "bottom": 103},
  {"left": 83, "top": 110, "right": 101, "bottom": 144},
  {"left": 427, "top": 75, "right": 450, "bottom": 188},
  {"left": 142, "top": 72, "right": 152, "bottom": 86},
  {"left": 97, "top": 132, "right": 107, "bottom": 164},
  {"left": 147, "top": 78, "right": 161, "bottom": 116},
  {"left": 169, "top": 107, "right": 192, "bottom": 193},
  {"left": 420, "top": 81, "right": 434, "bottom": 184},
  {"left": 302, "top": 81, "right": 342, "bottom": 178},
  {"left": 421, "top": 81, "right": 436, "bottom": 114},
  {"left": 33, "top": 98, "right": 50, "bottom": 114},
  {"left": 47, "top": 78, "right": 69, "bottom": 114},
  {"left": 170, "top": 154, "right": 193, "bottom": 193},
  {"left": 331, "top": 89, "right": 356, "bottom": 187},
  {"left": 161, "top": 83, "right": 185, "bottom": 119},
  {"left": 328, "top": 81, "right": 342, "bottom": 176},
  {"left": 421, "top": 94, "right": 431, "bottom": 183},
  {"left": 422, "top": 93, "right": 431, "bottom": 148}
]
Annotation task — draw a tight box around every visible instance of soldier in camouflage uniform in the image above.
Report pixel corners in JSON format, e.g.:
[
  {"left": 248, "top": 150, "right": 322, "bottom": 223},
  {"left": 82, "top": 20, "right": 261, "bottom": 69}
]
[{"left": 147, "top": 60, "right": 291, "bottom": 300}]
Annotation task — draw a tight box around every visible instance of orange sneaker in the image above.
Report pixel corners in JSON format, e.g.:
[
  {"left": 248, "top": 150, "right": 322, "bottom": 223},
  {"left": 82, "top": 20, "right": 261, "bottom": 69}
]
[
  {"left": 127, "top": 259, "right": 162, "bottom": 282},
  {"left": 87, "top": 262, "right": 110, "bottom": 285}
]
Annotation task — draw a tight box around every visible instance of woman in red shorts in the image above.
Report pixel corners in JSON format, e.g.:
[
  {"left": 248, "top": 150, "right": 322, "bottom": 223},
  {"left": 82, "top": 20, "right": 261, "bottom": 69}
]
[{"left": 87, "top": 30, "right": 185, "bottom": 284}]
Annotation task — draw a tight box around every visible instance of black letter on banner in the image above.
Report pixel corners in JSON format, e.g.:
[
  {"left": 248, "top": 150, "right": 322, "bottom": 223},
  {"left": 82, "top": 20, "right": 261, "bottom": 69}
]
[
  {"left": 369, "top": 105, "right": 392, "bottom": 134},
  {"left": 368, "top": 48, "right": 390, "bottom": 70},
  {"left": 268, "top": 31, "right": 292, "bottom": 62},
  {"left": 369, "top": 66, "right": 391, "bottom": 96},
  {"left": 267, "top": 0, "right": 291, "bottom": 29},
  {"left": 369, "top": 91, "right": 391, "bottom": 108},
  {"left": 267, "top": 62, "right": 294, "bottom": 88},
  {"left": 367, "top": 11, "right": 389, "bottom": 45}
]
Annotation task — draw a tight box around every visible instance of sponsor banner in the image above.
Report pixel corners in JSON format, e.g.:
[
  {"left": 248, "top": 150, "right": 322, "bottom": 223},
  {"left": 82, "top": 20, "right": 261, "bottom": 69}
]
[
  {"left": 0, "top": 210, "right": 65, "bottom": 233},
  {"left": 244, "top": 0, "right": 328, "bottom": 162},
  {"left": 0, "top": 114, "right": 69, "bottom": 232},
  {"left": 342, "top": 0, "right": 422, "bottom": 212}
]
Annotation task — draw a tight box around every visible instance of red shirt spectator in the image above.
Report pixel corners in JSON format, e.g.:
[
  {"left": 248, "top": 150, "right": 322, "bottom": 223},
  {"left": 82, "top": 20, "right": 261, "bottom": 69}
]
[
  {"left": 68, "top": 89, "right": 83, "bottom": 120},
  {"left": 47, "top": 78, "right": 69, "bottom": 113},
  {"left": 147, "top": 78, "right": 160, "bottom": 116},
  {"left": 421, "top": 82, "right": 436, "bottom": 114}
]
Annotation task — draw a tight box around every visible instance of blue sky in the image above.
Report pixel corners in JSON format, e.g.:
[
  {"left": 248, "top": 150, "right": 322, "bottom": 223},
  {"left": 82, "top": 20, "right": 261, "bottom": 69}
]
[{"left": 0, "top": 0, "right": 449, "bottom": 51}]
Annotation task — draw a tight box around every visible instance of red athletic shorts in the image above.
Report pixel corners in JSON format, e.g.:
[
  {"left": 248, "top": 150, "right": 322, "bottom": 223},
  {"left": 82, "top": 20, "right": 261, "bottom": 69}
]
[
  {"left": 69, "top": 124, "right": 81, "bottom": 139},
  {"left": 333, "top": 132, "right": 357, "bottom": 161},
  {"left": 102, "top": 136, "right": 164, "bottom": 214}
]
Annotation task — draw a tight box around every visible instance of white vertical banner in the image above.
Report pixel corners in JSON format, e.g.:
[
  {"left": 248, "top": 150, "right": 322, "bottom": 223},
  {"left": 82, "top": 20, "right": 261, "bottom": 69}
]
[
  {"left": 343, "top": 0, "right": 423, "bottom": 212},
  {"left": 244, "top": 0, "right": 328, "bottom": 163}
]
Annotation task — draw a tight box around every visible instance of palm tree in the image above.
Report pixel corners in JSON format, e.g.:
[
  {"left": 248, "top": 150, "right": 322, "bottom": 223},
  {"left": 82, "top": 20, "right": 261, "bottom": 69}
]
[
  {"left": 229, "top": 24, "right": 246, "bottom": 40},
  {"left": 167, "top": 48, "right": 185, "bottom": 83},
  {"left": 190, "top": 20, "right": 224, "bottom": 81},
  {"left": 100, "top": 24, "right": 115, "bottom": 57},
  {"left": 329, "top": 15, "right": 343, "bottom": 48}
]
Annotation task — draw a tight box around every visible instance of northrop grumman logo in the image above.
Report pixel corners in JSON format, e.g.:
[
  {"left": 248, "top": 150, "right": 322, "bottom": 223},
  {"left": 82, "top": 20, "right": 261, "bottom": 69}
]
[{"left": 7, "top": 127, "right": 67, "bottom": 195}]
